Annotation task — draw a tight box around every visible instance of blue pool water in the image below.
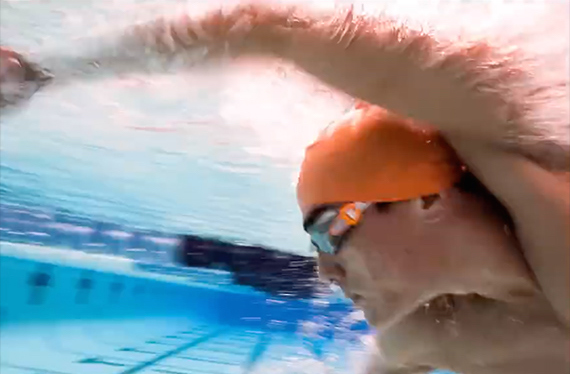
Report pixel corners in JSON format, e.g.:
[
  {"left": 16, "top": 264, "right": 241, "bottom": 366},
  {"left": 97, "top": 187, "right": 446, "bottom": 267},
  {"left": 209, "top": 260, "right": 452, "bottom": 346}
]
[
  {"left": 0, "top": 245, "right": 359, "bottom": 374},
  {"left": 0, "top": 244, "right": 372, "bottom": 374},
  {"left": 0, "top": 203, "right": 375, "bottom": 374}
]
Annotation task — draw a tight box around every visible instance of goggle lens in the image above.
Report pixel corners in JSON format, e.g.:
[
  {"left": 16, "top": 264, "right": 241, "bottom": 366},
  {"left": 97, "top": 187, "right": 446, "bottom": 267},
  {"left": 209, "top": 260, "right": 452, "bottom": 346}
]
[{"left": 306, "top": 202, "right": 370, "bottom": 255}]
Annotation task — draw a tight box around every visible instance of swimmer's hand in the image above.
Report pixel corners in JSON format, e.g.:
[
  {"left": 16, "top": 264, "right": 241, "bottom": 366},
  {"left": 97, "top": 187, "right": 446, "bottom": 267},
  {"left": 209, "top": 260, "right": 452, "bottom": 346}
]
[{"left": 0, "top": 47, "right": 53, "bottom": 112}]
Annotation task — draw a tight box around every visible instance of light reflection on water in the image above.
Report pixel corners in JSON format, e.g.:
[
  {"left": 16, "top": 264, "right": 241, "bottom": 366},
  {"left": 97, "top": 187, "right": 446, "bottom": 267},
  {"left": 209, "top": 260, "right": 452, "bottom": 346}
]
[{"left": 0, "top": 0, "right": 353, "bottom": 254}]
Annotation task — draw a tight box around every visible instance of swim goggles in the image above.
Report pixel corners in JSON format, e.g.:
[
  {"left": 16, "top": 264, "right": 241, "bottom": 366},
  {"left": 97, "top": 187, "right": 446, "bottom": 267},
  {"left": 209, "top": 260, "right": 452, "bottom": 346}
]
[{"left": 303, "top": 202, "right": 371, "bottom": 255}]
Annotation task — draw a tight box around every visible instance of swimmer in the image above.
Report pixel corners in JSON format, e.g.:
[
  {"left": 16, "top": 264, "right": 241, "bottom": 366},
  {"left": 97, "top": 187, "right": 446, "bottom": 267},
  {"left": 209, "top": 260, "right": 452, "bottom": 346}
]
[
  {"left": 1, "top": 2, "right": 568, "bottom": 373},
  {"left": 299, "top": 103, "right": 569, "bottom": 374}
]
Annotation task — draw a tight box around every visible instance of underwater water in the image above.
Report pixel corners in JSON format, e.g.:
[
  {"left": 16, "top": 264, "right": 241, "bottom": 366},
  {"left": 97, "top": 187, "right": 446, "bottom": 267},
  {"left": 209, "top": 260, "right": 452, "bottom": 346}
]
[
  {"left": 0, "top": 203, "right": 375, "bottom": 374},
  {"left": 2, "top": 0, "right": 563, "bottom": 373}
]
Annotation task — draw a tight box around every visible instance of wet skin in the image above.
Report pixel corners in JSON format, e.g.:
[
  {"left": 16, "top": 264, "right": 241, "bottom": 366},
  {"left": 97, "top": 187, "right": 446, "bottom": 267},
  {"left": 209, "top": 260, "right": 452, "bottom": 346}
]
[{"left": 311, "top": 167, "right": 569, "bottom": 374}]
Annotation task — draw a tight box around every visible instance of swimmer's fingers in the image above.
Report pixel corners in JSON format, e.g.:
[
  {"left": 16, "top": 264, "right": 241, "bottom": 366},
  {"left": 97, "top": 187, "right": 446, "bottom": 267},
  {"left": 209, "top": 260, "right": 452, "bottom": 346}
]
[
  {"left": 0, "top": 48, "right": 53, "bottom": 85},
  {"left": 0, "top": 47, "right": 53, "bottom": 111}
]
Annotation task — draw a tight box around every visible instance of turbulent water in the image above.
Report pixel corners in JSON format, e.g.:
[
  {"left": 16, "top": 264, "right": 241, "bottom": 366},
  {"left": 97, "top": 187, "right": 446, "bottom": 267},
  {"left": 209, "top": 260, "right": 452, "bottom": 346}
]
[{"left": 0, "top": 0, "right": 355, "bottom": 253}]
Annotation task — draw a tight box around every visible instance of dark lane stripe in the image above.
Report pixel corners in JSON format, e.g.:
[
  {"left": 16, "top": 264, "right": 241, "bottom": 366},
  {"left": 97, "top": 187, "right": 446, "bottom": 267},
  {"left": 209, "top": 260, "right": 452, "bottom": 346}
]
[
  {"left": 243, "top": 332, "right": 272, "bottom": 373},
  {"left": 119, "top": 329, "right": 227, "bottom": 374}
]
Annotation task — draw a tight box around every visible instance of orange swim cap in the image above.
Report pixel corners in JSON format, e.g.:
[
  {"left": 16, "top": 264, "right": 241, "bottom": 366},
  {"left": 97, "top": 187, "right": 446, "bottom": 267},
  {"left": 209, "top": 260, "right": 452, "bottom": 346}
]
[{"left": 297, "top": 105, "right": 464, "bottom": 215}]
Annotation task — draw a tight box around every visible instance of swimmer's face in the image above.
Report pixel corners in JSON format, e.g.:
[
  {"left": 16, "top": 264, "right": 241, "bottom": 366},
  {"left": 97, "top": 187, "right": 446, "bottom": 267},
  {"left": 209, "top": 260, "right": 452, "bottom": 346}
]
[
  {"left": 307, "top": 189, "right": 536, "bottom": 330},
  {"left": 0, "top": 48, "right": 52, "bottom": 110}
]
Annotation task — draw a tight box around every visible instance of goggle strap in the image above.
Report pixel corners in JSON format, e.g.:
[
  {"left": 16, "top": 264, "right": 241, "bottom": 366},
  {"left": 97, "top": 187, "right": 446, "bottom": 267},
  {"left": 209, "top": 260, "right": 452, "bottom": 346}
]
[{"left": 328, "top": 202, "right": 370, "bottom": 237}]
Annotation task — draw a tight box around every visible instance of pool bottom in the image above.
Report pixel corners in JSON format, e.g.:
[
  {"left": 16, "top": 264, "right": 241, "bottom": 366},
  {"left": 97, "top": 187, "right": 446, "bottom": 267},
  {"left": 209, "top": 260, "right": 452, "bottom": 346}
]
[
  {"left": 1, "top": 317, "right": 357, "bottom": 374},
  {"left": 0, "top": 242, "right": 371, "bottom": 374}
]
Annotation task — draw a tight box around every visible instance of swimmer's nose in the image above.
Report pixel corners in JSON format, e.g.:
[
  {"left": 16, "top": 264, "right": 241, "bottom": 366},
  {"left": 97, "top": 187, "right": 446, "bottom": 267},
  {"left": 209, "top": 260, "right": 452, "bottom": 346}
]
[{"left": 317, "top": 253, "right": 346, "bottom": 286}]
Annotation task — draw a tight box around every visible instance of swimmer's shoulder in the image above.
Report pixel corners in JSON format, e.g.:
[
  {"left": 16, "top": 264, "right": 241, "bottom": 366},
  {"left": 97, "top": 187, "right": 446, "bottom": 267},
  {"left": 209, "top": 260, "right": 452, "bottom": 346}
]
[
  {"left": 375, "top": 294, "right": 569, "bottom": 374},
  {"left": 447, "top": 136, "right": 570, "bottom": 327}
]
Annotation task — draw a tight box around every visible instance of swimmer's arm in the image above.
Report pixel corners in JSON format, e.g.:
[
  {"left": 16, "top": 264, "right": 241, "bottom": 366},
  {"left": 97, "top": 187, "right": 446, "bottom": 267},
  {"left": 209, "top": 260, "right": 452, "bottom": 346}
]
[
  {"left": 40, "top": 2, "right": 532, "bottom": 142},
  {"left": 37, "top": 3, "right": 297, "bottom": 85},
  {"left": 451, "top": 139, "right": 570, "bottom": 327}
]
